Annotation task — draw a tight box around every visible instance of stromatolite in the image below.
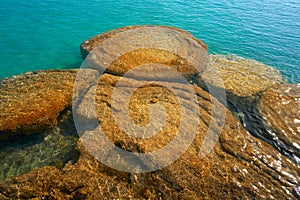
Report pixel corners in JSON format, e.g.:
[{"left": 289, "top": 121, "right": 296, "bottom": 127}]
[
  {"left": 80, "top": 25, "right": 208, "bottom": 81},
  {"left": 0, "top": 70, "right": 77, "bottom": 139},
  {"left": 0, "top": 26, "right": 299, "bottom": 199},
  {"left": 1, "top": 74, "right": 299, "bottom": 199},
  {"left": 80, "top": 25, "right": 208, "bottom": 56},
  {"left": 197, "top": 54, "right": 284, "bottom": 98},
  {"left": 196, "top": 55, "right": 288, "bottom": 156}
]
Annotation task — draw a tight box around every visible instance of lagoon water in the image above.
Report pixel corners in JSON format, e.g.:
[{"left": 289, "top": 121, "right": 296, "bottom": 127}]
[
  {"left": 1, "top": 2, "right": 300, "bottom": 194},
  {"left": 0, "top": 0, "right": 299, "bottom": 82}
]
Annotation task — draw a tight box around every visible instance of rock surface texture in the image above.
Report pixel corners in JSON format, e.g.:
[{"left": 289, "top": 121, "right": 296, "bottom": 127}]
[
  {"left": 196, "top": 54, "right": 285, "bottom": 118},
  {"left": 196, "top": 55, "right": 290, "bottom": 160},
  {"left": 0, "top": 70, "right": 77, "bottom": 139},
  {"left": 197, "top": 55, "right": 284, "bottom": 98},
  {"left": 80, "top": 25, "right": 208, "bottom": 56},
  {"left": 258, "top": 84, "right": 300, "bottom": 164},
  {"left": 1, "top": 73, "right": 300, "bottom": 199},
  {"left": 80, "top": 25, "right": 208, "bottom": 82}
]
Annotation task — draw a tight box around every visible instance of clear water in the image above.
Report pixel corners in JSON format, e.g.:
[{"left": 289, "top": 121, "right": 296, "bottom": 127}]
[
  {"left": 0, "top": 109, "right": 78, "bottom": 181},
  {"left": 0, "top": 0, "right": 299, "bottom": 82}
]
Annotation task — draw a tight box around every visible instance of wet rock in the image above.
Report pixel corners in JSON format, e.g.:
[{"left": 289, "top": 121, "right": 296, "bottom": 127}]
[
  {"left": 196, "top": 55, "right": 288, "bottom": 158},
  {"left": 80, "top": 25, "right": 208, "bottom": 57},
  {"left": 0, "top": 70, "right": 77, "bottom": 139},
  {"left": 77, "top": 73, "right": 300, "bottom": 199},
  {"left": 1, "top": 74, "right": 298, "bottom": 199},
  {"left": 0, "top": 107, "right": 78, "bottom": 181},
  {"left": 0, "top": 141, "right": 135, "bottom": 200},
  {"left": 80, "top": 25, "right": 208, "bottom": 81},
  {"left": 257, "top": 84, "right": 300, "bottom": 164},
  {"left": 294, "top": 186, "right": 300, "bottom": 199},
  {"left": 198, "top": 55, "right": 284, "bottom": 97},
  {"left": 196, "top": 55, "right": 284, "bottom": 112}
]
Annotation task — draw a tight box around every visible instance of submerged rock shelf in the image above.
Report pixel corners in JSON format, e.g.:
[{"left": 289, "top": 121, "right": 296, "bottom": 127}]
[
  {"left": 0, "top": 26, "right": 299, "bottom": 199},
  {"left": 0, "top": 108, "right": 78, "bottom": 181}
]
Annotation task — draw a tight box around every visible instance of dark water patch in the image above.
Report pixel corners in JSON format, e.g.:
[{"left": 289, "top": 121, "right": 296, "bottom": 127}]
[{"left": 238, "top": 96, "right": 300, "bottom": 165}]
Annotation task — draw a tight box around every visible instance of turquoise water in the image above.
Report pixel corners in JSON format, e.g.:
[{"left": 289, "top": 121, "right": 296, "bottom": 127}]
[{"left": 0, "top": 0, "right": 299, "bottom": 82}]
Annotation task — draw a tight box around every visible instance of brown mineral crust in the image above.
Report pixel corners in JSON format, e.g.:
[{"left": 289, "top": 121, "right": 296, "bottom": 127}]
[
  {"left": 0, "top": 141, "right": 136, "bottom": 200},
  {"left": 79, "top": 26, "right": 209, "bottom": 82},
  {"left": 0, "top": 74, "right": 299, "bottom": 199},
  {"left": 0, "top": 26, "right": 298, "bottom": 199},
  {"left": 106, "top": 48, "right": 198, "bottom": 80},
  {"left": 80, "top": 25, "right": 208, "bottom": 56},
  {"left": 197, "top": 55, "right": 284, "bottom": 98},
  {"left": 196, "top": 55, "right": 284, "bottom": 112},
  {"left": 0, "top": 70, "right": 77, "bottom": 137},
  {"left": 75, "top": 74, "right": 300, "bottom": 199},
  {"left": 84, "top": 73, "right": 202, "bottom": 153},
  {"left": 196, "top": 55, "right": 286, "bottom": 151},
  {"left": 258, "top": 84, "right": 300, "bottom": 161}
]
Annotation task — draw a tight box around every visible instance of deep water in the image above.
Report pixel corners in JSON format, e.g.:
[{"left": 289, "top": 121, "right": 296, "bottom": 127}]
[{"left": 0, "top": 0, "right": 299, "bottom": 82}]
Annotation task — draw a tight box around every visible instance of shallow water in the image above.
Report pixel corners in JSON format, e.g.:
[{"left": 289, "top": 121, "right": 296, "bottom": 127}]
[
  {"left": 0, "top": 0, "right": 299, "bottom": 82},
  {"left": 0, "top": 109, "right": 78, "bottom": 181}
]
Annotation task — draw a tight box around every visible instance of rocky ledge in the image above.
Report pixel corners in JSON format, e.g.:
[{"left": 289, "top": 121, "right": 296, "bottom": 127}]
[
  {"left": 0, "top": 70, "right": 77, "bottom": 139},
  {"left": 0, "top": 26, "right": 299, "bottom": 199},
  {"left": 1, "top": 73, "right": 299, "bottom": 199}
]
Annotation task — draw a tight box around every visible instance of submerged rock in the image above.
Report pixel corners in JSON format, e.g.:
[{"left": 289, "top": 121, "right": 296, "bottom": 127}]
[
  {"left": 0, "top": 70, "right": 77, "bottom": 139},
  {"left": 0, "top": 131, "right": 144, "bottom": 198},
  {"left": 198, "top": 54, "right": 284, "bottom": 98},
  {"left": 80, "top": 25, "right": 208, "bottom": 57},
  {"left": 257, "top": 84, "right": 300, "bottom": 164},
  {"left": 0, "top": 141, "right": 133, "bottom": 200},
  {"left": 80, "top": 25, "right": 208, "bottom": 81},
  {"left": 196, "top": 55, "right": 290, "bottom": 161},
  {"left": 196, "top": 55, "right": 285, "bottom": 114},
  {"left": 0, "top": 107, "right": 78, "bottom": 181}
]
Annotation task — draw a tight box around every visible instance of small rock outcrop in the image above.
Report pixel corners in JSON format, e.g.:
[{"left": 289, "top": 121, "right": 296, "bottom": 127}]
[
  {"left": 196, "top": 55, "right": 289, "bottom": 159},
  {"left": 80, "top": 25, "right": 208, "bottom": 56},
  {"left": 80, "top": 25, "right": 208, "bottom": 81},
  {"left": 198, "top": 54, "right": 284, "bottom": 98},
  {"left": 196, "top": 54, "right": 285, "bottom": 113},
  {"left": 0, "top": 70, "right": 77, "bottom": 139}
]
